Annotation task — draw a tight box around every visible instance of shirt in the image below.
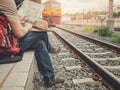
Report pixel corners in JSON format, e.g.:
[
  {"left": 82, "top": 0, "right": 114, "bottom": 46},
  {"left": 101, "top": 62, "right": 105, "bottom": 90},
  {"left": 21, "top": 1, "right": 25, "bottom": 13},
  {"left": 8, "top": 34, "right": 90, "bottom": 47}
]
[{"left": 0, "top": 0, "right": 19, "bottom": 18}]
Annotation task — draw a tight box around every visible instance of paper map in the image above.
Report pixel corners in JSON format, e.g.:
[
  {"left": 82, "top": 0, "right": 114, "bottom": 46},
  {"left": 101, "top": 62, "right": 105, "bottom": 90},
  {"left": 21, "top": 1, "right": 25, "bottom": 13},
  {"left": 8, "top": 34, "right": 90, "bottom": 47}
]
[{"left": 18, "top": 0, "right": 44, "bottom": 22}]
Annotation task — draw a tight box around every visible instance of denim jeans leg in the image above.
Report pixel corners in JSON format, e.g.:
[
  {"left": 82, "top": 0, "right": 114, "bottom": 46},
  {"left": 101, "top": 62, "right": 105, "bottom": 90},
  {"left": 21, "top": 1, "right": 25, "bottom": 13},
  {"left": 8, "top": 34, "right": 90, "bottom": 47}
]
[
  {"left": 19, "top": 31, "right": 55, "bottom": 86},
  {"left": 26, "top": 31, "right": 52, "bottom": 52},
  {"left": 34, "top": 40, "right": 55, "bottom": 86},
  {"left": 35, "top": 32, "right": 52, "bottom": 52}
]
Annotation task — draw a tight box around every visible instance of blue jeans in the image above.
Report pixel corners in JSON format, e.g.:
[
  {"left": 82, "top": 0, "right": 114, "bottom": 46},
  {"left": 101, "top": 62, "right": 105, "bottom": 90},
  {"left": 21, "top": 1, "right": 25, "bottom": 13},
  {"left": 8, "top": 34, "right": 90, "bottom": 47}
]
[{"left": 19, "top": 31, "right": 55, "bottom": 86}]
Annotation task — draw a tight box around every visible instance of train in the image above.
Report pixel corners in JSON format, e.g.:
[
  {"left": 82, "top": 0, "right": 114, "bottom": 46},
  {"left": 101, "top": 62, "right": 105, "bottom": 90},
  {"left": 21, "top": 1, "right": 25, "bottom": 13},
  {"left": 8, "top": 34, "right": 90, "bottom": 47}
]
[{"left": 42, "top": 0, "right": 62, "bottom": 26}]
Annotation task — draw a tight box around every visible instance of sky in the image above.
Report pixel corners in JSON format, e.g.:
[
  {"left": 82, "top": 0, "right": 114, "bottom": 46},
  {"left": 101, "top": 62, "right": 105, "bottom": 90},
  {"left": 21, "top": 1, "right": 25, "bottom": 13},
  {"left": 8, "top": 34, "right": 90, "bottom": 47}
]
[{"left": 42, "top": 0, "right": 120, "bottom": 14}]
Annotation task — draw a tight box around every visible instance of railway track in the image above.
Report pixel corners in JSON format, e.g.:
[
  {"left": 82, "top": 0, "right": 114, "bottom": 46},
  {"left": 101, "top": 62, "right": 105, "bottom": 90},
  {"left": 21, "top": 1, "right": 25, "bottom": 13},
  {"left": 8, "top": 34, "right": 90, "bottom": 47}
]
[{"left": 34, "top": 27, "right": 120, "bottom": 90}]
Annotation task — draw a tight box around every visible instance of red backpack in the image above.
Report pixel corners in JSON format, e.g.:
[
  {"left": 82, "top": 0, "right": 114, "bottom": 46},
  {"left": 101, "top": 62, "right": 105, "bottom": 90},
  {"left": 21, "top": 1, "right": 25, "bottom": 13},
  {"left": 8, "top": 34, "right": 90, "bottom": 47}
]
[{"left": 0, "top": 12, "right": 23, "bottom": 64}]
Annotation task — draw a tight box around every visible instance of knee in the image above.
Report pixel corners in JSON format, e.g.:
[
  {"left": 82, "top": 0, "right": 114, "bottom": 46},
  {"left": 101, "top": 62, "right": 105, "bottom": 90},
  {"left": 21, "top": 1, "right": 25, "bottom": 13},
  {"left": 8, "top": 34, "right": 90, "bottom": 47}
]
[
  {"left": 37, "top": 40, "right": 45, "bottom": 46},
  {"left": 35, "top": 40, "right": 48, "bottom": 52},
  {"left": 35, "top": 40, "right": 47, "bottom": 49}
]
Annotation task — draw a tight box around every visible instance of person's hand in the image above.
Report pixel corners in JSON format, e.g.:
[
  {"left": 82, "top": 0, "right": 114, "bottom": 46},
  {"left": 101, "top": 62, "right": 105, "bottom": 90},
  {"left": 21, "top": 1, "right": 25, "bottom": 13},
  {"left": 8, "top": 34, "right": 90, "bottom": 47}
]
[
  {"left": 19, "top": 16, "right": 26, "bottom": 24},
  {"left": 24, "top": 22, "right": 33, "bottom": 30}
]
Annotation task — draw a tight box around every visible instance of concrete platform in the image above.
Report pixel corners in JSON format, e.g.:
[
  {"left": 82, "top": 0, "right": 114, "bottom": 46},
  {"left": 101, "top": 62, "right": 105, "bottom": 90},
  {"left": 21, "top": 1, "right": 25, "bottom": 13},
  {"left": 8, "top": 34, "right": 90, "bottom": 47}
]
[{"left": 0, "top": 51, "right": 37, "bottom": 90}]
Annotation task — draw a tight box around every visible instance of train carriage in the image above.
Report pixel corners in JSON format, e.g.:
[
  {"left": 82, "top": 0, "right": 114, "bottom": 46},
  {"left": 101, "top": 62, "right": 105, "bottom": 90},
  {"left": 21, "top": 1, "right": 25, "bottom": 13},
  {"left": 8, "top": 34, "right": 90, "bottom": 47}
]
[{"left": 42, "top": 0, "right": 61, "bottom": 26}]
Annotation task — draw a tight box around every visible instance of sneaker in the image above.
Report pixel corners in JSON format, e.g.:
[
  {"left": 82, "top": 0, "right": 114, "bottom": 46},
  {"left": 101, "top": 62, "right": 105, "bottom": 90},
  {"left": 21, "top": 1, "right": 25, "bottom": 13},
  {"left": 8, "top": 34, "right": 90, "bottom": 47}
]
[
  {"left": 46, "top": 77, "right": 65, "bottom": 87},
  {"left": 52, "top": 77, "right": 65, "bottom": 85},
  {"left": 50, "top": 45, "right": 61, "bottom": 54}
]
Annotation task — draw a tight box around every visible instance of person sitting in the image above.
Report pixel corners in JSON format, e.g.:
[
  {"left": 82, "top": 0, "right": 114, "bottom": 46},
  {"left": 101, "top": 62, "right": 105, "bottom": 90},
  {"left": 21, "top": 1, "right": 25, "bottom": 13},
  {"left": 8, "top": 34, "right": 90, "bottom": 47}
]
[{"left": 0, "top": 0, "right": 65, "bottom": 87}]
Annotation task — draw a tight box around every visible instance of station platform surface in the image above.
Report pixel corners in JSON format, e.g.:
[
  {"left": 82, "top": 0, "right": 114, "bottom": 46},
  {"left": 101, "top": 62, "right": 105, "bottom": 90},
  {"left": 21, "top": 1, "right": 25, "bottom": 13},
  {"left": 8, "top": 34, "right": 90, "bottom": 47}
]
[{"left": 0, "top": 51, "right": 37, "bottom": 90}]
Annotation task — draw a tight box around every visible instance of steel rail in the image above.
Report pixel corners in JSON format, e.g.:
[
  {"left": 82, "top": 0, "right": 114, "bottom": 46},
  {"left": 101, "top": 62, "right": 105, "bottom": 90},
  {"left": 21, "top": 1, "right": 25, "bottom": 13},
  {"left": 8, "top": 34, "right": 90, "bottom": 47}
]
[
  {"left": 56, "top": 26, "right": 120, "bottom": 53},
  {"left": 53, "top": 30, "right": 120, "bottom": 90}
]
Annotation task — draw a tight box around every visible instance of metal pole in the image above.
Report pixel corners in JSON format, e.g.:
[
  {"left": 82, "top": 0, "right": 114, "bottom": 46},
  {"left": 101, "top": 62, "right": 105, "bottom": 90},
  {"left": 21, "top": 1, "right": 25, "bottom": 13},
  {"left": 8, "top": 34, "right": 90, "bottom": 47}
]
[
  {"left": 107, "top": 0, "right": 114, "bottom": 30},
  {"left": 109, "top": 0, "right": 113, "bottom": 19}
]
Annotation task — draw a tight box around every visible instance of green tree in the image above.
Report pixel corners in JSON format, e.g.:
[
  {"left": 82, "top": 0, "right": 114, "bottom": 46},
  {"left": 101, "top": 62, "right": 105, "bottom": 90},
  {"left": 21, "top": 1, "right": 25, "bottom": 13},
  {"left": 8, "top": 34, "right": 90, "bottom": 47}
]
[
  {"left": 113, "top": 11, "right": 118, "bottom": 18},
  {"left": 118, "top": 11, "right": 120, "bottom": 18}
]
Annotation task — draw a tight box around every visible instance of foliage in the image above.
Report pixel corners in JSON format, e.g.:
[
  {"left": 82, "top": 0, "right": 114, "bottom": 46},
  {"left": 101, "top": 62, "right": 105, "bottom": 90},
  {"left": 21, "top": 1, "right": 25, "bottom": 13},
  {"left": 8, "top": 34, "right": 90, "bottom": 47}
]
[
  {"left": 97, "top": 26, "right": 120, "bottom": 43},
  {"left": 113, "top": 11, "right": 118, "bottom": 18},
  {"left": 113, "top": 11, "right": 120, "bottom": 18},
  {"left": 97, "top": 26, "right": 113, "bottom": 37},
  {"left": 63, "top": 10, "right": 107, "bottom": 20},
  {"left": 112, "top": 33, "right": 120, "bottom": 43},
  {"left": 64, "top": 25, "right": 76, "bottom": 29},
  {"left": 118, "top": 11, "right": 120, "bottom": 17},
  {"left": 70, "top": 25, "right": 76, "bottom": 29},
  {"left": 64, "top": 25, "right": 70, "bottom": 27},
  {"left": 81, "top": 26, "right": 95, "bottom": 33}
]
